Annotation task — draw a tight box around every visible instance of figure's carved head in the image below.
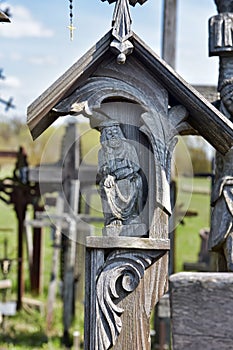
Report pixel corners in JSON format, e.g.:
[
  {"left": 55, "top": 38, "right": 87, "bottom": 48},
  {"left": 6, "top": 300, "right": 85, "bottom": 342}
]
[
  {"left": 215, "top": 0, "right": 233, "bottom": 13},
  {"left": 99, "top": 120, "right": 126, "bottom": 148}
]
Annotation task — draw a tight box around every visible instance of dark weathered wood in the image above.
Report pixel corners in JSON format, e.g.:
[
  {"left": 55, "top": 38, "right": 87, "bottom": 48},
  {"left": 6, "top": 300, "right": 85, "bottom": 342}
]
[
  {"left": 0, "top": 11, "right": 11, "bottom": 23},
  {"left": 209, "top": 1, "right": 233, "bottom": 271},
  {"left": 27, "top": 31, "right": 112, "bottom": 139},
  {"left": 133, "top": 34, "right": 233, "bottom": 154},
  {"left": 46, "top": 195, "right": 64, "bottom": 331},
  {"left": 162, "top": 0, "right": 177, "bottom": 68},
  {"left": 0, "top": 151, "right": 17, "bottom": 158},
  {"left": 170, "top": 272, "right": 233, "bottom": 350},
  {"left": 27, "top": 32, "right": 233, "bottom": 155},
  {"left": 84, "top": 249, "right": 105, "bottom": 350}
]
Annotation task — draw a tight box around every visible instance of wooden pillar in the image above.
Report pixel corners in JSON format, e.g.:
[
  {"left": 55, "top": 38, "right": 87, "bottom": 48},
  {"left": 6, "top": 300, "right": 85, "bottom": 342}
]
[
  {"left": 31, "top": 205, "right": 43, "bottom": 294},
  {"left": 162, "top": 0, "right": 177, "bottom": 68},
  {"left": 84, "top": 238, "right": 169, "bottom": 350},
  {"left": 46, "top": 195, "right": 64, "bottom": 331},
  {"left": 14, "top": 187, "right": 27, "bottom": 311}
]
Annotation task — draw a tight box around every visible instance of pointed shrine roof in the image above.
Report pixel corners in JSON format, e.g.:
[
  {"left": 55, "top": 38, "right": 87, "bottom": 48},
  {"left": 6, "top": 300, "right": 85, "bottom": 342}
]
[{"left": 27, "top": 30, "right": 233, "bottom": 154}]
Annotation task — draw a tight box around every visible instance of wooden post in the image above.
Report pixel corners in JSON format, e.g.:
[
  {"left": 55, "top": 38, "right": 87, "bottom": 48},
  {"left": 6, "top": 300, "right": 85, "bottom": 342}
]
[
  {"left": 14, "top": 187, "right": 28, "bottom": 311},
  {"left": 63, "top": 180, "right": 80, "bottom": 346},
  {"left": 31, "top": 205, "right": 43, "bottom": 294},
  {"left": 162, "top": 0, "right": 177, "bottom": 68},
  {"left": 46, "top": 195, "right": 64, "bottom": 331}
]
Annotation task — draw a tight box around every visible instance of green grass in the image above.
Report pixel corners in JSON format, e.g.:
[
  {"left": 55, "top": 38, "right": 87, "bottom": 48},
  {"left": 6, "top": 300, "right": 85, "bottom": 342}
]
[{"left": 175, "top": 176, "right": 211, "bottom": 272}]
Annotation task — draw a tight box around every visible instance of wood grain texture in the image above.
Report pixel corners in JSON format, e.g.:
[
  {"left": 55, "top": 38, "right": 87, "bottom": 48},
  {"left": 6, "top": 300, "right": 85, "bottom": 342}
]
[
  {"left": 170, "top": 272, "right": 233, "bottom": 350},
  {"left": 162, "top": 0, "right": 177, "bottom": 68},
  {"left": 85, "top": 237, "right": 170, "bottom": 250}
]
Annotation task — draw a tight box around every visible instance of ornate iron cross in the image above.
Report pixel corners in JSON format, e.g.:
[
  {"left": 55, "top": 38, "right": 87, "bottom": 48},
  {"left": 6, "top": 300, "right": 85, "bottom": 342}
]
[{"left": 101, "top": 0, "right": 148, "bottom": 63}]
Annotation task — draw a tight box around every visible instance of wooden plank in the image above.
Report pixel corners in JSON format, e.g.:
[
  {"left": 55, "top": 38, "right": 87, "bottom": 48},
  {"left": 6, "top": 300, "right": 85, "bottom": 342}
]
[
  {"left": 0, "top": 151, "right": 17, "bottom": 158},
  {"left": 133, "top": 34, "right": 233, "bottom": 154},
  {"left": 170, "top": 272, "right": 233, "bottom": 350},
  {"left": 162, "top": 0, "right": 177, "bottom": 68},
  {"left": 27, "top": 31, "right": 112, "bottom": 139},
  {"left": 28, "top": 166, "right": 62, "bottom": 183},
  {"left": 85, "top": 237, "right": 170, "bottom": 250}
]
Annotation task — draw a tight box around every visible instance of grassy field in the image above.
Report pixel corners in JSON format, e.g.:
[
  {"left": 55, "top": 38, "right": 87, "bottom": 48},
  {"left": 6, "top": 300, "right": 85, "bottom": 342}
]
[
  {"left": 0, "top": 157, "right": 211, "bottom": 349},
  {"left": 175, "top": 176, "right": 211, "bottom": 272}
]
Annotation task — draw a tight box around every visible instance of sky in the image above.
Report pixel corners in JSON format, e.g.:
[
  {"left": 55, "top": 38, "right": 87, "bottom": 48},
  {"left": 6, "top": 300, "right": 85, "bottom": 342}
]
[{"left": 0, "top": 0, "right": 219, "bottom": 123}]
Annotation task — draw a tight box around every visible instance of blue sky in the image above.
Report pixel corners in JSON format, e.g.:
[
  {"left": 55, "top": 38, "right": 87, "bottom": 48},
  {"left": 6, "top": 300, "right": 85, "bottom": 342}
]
[{"left": 0, "top": 0, "right": 218, "bottom": 122}]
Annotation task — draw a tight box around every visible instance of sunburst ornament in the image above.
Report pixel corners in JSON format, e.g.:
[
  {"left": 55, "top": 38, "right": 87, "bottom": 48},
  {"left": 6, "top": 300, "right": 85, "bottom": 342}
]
[{"left": 67, "top": 0, "right": 76, "bottom": 41}]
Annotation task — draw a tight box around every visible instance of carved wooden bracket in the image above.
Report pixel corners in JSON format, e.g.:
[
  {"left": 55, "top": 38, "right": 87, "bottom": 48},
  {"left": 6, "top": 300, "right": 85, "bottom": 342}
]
[{"left": 95, "top": 249, "right": 166, "bottom": 349}]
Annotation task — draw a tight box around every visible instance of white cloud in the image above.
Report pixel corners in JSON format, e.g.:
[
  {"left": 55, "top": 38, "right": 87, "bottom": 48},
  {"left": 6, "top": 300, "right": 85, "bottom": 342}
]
[
  {"left": 2, "top": 75, "right": 21, "bottom": 88},
  {"left": 28, "top": 55, "right": 57, "bottom": 66},
  {"left": 10, "top": 53, "right": 23, "bottom": 61},
  {"left": 0, "top": 5, "right": 54, "bottom": 38}
]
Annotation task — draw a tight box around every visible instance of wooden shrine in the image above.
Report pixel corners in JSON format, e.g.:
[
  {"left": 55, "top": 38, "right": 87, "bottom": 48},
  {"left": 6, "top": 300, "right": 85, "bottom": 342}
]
[{"left": 27, "top": 0, "right": 233, "bottom": 349}]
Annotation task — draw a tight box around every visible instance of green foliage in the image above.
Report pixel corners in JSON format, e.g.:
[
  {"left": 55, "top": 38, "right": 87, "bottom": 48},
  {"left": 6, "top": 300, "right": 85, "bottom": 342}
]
[
  {"left": 0, "top": 118, "right": 64, "bottom": 167},
  {"left": 78, "top": 123, "right": 99, "bottom": 165},
  {"left": 174, "top": 136, "right": 212, "bottom": 176}
]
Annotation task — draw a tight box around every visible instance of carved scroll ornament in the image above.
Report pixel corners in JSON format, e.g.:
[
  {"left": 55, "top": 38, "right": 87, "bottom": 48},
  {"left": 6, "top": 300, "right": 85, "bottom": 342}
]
[{"left": 95, "top": 249, "right": 165, "bottom": 349}]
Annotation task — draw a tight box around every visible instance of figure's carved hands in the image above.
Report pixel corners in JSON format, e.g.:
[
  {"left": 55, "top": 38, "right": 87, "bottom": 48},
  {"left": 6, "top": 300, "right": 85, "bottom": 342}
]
[{"left": 104, "top": 175, "right": 115, "bottom": 188}]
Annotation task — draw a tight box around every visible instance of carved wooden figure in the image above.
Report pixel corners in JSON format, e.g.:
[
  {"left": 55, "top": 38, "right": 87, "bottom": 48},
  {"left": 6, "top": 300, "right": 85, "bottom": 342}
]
[
  {"left": 27, "top": 0, "right": 233, "bottom": 348},
  {"left": 209, "top": 0, "right": 233, "bottom": 271}
]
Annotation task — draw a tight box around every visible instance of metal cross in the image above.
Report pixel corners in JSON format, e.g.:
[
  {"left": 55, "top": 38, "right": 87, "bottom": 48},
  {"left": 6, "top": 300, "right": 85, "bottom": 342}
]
[{"left": 67, "top": 23, "right": 76, "bottom": 41}]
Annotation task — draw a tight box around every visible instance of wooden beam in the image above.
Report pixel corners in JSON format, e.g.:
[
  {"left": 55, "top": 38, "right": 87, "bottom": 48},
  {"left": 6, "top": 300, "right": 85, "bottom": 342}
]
[
  {"left": 0, "top": 151, "right": 18, "bottom": 158},
  {"left": 0, "top": 11, "right": 10, "bottom": 23},
  {"left": 85, "top": 237, "right": 170, "bottom": 250}
]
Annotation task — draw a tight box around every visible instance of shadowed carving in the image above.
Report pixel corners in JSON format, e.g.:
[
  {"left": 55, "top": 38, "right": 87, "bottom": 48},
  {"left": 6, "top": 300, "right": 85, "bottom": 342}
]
[{"left": 95, "top": 250, "right": 165, "bottom": 349}]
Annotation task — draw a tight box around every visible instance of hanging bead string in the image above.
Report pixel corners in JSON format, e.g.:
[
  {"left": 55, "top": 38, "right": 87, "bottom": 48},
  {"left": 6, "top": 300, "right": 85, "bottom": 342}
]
[{"left": 67, "top": 0, "right": 76, "bottom": 41}]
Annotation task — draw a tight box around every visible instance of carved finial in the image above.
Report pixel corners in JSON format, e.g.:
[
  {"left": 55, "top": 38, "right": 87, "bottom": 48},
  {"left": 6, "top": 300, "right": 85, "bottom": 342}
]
[
  {"left": 101, "top": 0, "right": 148, "bottom": 63},
  {"left": 101, "top": 0, "right": 148, "bottom": 7}
]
